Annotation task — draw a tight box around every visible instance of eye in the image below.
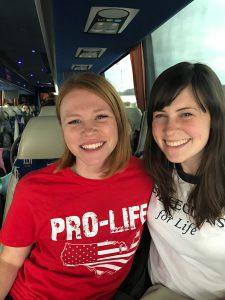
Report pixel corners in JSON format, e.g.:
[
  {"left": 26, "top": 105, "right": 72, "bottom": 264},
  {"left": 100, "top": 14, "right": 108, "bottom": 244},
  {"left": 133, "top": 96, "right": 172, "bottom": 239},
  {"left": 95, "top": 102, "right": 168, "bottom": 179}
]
[
  {"left": 68, "top": 119, "right": 81, "bottom": 125},
  {"left": 181, "top": 112, "right": 193, "bottom": 118},
  {"left": 153, "top": 113, "right": 166, "bottom": 119},
  {"left": 96, "top": 114, "right": 108, "bottom": 120}
]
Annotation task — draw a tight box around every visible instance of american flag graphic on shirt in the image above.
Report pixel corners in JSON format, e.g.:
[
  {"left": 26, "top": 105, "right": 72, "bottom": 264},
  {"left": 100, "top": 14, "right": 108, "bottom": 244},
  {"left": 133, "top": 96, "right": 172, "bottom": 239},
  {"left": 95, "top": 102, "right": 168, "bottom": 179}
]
[{"left": 60, "top": 230, "right": 140, "bottom": 276}]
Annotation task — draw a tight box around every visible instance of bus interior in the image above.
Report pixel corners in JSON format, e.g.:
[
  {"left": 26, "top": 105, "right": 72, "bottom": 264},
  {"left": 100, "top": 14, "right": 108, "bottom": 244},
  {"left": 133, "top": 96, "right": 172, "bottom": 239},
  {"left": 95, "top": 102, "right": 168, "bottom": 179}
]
[{"left": 1, "top": 0, "right": 224, "bottom": 238}]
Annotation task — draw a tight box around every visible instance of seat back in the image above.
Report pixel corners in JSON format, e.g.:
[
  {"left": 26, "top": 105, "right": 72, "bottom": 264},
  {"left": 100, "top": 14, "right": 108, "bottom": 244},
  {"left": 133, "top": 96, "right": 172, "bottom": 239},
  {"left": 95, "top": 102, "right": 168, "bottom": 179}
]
[
  {"left": 135, "top": 110, "right": 148, "bottom": 156},
  {"left": 125, "top": 107, "right": 142, "bottom": 153},
  {"left": 2, "top": 116, "right": 64, "bottom": 223},
  {"left": 39, "top": 106, "right": 56, "bottom": 116},
  {"left": 125, "top": 107, "right": 142, "bottom": 132}
]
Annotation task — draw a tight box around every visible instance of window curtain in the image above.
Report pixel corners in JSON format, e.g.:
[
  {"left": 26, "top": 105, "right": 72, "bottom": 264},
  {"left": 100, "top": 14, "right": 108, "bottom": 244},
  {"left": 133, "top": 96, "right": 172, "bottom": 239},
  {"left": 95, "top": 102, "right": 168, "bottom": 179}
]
[{"left": 130, "top": 43, "right": 146, "bottom": 111}]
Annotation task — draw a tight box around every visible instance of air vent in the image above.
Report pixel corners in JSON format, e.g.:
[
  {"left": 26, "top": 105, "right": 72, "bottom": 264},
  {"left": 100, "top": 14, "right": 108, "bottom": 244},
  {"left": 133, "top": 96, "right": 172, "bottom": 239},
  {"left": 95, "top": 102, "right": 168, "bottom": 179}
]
[
  {"left": 75, "top": 47, "right": 106, "bottom": 58},
  {"left": 84, "top": 7, "right": 139, "bottom": 34},
  {"left": 71, "top": 64, "right": 93, "bottom": 71}
]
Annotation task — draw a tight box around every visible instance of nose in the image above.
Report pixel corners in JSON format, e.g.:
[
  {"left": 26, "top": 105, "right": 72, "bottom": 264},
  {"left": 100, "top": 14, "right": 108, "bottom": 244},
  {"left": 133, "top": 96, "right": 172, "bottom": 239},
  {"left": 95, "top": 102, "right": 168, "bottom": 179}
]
[
  {"left": 163, "top": 117, "right": 179, "bottom": 135},
  {"left": 81, "top": 121, "right": 97, "bottom": 135}
]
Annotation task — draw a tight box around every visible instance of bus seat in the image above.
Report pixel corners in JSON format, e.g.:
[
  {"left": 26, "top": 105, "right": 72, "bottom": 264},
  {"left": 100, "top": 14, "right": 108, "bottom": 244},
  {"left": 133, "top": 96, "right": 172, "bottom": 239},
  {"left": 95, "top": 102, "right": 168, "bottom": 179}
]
[
  {"left": 13, "top": 107, "right": 23, "bottom": 116},
  {"left": 2, "top": 116, "right": 64, "bottom": 224},
  {"left": 0, "top": 173, "right": 11, "bottom": 196},
  {"left": 3, "top": 106, "right": 16, "bottom": 118},
  {"left": 125, "top": 107, "right": 142, "bottom": 153},
  {"left": 14, "top": 118, "right": 19, "bottom": 141},
  {"left": 125, "top": 107, "right": 142, "bottom": 132},
  {"left": 134, "top": 110, "right": 148, "bottom": 157},
  {"left": 39, "top": 106, "right": 56, "bottom": 116},
  {"left": 0, "top": 148, "right": 6, "bottom": 174}
]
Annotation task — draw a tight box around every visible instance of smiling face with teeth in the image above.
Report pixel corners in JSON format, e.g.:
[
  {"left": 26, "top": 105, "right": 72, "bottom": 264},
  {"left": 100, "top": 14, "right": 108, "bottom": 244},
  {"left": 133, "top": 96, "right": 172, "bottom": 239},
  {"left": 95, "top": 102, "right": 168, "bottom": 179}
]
[
  {"left": 60, "top": 88, "right": 118, "bottom": 178},
  {"left": 152, "top": 86, "right": 211, "bottom": 175}
]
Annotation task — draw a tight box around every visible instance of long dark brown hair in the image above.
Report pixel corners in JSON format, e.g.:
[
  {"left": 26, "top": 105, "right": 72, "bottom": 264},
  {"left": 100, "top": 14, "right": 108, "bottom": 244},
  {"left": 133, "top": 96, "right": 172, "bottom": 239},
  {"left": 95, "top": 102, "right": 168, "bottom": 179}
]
[{"left": 144, "top": 62, "right": 225, "bottom": 227}]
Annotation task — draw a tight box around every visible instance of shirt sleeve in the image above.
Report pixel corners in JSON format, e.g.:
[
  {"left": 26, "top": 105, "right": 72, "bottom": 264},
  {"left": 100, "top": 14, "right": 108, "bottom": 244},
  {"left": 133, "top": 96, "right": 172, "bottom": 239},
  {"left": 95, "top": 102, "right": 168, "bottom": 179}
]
[{"left": 0, "top": 178, "right": 36, "bottom": 247}]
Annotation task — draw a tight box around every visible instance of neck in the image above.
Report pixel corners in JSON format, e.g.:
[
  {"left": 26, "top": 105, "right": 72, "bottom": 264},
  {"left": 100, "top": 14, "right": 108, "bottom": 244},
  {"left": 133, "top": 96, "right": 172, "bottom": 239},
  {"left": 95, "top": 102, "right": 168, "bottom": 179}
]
[
  {"left": 181, "top": 158, "right": 201, "bottom": 176},
  {"left": 181, "top": 164, "right": 198, "bottom": 175},
  {"left": 180, "top": 151, "right": 203, "bottom": 175},
  {"left": 71, "top": 164, "right": 103, "bottom": 179}
]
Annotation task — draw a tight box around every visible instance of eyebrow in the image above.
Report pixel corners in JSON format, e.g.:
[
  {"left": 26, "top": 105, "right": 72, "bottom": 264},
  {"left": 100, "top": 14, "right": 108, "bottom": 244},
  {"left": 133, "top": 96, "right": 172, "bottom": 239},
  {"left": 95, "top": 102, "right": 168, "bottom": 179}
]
[
  {"left": 64, "top": 108, "right": 109, "bottom": 118},
  {"left": 176, "top": 107, "right": 198, "bottom": 112},
  {"left": 93, "top": 108, "right": 109, "bottom": 113},
  {"left": 155, "top": 106, "right": 198, "bottom": 112}
]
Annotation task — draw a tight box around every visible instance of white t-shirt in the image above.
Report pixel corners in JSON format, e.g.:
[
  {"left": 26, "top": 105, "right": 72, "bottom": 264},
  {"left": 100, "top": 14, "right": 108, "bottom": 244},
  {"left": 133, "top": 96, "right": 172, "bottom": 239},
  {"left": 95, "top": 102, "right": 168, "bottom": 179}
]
[{"left": 147, "top": 169, "right": 225, "bottom": 300}]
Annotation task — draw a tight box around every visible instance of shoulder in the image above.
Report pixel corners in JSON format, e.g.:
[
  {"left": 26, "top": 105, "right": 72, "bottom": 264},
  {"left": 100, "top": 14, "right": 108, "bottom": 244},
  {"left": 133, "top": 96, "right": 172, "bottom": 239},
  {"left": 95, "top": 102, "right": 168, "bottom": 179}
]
[
  {"left": 128, "top": 156, "right": 147, "bottom": 172},
  {"left": 121, "top": 156, "right": 153, "bottom": 185},
  {"left": 16, "top": 161, "right": 63, "bottom": 188}
]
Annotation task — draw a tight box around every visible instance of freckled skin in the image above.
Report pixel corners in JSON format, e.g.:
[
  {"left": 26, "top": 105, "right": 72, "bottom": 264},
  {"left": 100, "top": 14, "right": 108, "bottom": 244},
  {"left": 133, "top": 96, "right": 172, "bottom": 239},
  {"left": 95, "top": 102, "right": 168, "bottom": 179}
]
[
  {"left": 60, "top": 89, "right": 118, "bottom": 178},
  {"left": 152, "top": 86, "right": 211, "bottom": 174}
]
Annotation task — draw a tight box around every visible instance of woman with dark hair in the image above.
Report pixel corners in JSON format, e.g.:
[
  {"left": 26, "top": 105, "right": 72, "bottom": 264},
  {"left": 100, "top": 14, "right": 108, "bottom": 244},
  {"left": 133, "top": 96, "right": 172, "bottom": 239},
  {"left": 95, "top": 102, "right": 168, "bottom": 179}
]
[{"left": 143, "top": 62, "right": 225, "bottom": 299}]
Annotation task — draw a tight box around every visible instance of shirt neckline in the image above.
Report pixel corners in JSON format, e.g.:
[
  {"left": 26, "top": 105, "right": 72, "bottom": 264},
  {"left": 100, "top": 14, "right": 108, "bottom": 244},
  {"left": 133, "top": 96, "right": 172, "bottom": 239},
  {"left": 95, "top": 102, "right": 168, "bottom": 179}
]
[{"left": 175, "top": 163, "right": 200, "bottom": 184}]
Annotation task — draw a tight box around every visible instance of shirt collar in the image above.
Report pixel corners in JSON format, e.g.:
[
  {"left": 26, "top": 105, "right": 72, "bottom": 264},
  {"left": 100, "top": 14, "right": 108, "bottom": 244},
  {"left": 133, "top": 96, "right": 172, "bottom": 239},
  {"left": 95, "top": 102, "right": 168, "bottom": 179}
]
[{"left": 175, "top": 163, "right": 200, "bottom": 184}]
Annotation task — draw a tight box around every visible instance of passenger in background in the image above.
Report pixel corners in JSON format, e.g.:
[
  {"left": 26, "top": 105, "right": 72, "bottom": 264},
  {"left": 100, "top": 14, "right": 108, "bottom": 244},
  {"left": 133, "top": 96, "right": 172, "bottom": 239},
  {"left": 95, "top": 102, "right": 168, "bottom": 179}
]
[
  {"left": 21, "top": 104, "right": 30, "bottom": 115},
  {"left": 143, "top": 62, "right": 225, "bottom": 300},
  {"left": 41, "top": 92, "right": 55, "bottom": 106},
  {"left": 0, "top": 73, "right": 153, "bottom": 300}
]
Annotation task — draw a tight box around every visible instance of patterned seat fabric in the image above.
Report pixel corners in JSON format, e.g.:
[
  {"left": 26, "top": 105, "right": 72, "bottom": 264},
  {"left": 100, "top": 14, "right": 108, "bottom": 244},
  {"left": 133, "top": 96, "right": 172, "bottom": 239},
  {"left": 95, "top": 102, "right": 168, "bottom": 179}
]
[{"left": 13, "top": 158, "right": 58, "bottom": 179}]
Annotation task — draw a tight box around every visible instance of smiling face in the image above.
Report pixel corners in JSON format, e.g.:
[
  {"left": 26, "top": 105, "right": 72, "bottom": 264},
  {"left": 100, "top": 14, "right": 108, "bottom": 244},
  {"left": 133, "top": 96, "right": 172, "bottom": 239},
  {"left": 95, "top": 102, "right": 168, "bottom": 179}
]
[
  {"left": 60, "top": 88, "right": 118, "bottom": 178},
  {"left": 152, "top": 86, "right": 211, "bottom": 175}
]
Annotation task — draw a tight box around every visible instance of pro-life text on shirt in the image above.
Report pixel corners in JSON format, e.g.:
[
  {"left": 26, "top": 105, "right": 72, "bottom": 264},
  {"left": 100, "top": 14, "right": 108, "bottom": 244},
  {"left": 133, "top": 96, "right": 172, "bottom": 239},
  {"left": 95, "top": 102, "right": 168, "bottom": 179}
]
[
  {"left": 155, "top": 209, "right": 197, "bottom": 235},
  {"left": 155, "top": 201, "right": 225, "bottom": 234}
]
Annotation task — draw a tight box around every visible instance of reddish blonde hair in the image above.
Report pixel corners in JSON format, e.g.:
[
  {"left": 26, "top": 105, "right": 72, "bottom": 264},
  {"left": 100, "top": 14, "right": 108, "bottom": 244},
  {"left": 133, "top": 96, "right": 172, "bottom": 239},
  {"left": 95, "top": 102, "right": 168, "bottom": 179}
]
[{"left": 56, "top": 73, "right": 131, "bottom": 177}]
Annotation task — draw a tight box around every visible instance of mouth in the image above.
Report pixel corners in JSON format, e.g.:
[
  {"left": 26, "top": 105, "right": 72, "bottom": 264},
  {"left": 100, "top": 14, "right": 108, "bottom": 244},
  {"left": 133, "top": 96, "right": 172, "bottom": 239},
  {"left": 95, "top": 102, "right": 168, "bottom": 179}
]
[
  {"left": 80, "top": 142, "right": 105, "bottom": 151},
  {"left": 164, "top": 138, "right": 191, "bottom": 147}
]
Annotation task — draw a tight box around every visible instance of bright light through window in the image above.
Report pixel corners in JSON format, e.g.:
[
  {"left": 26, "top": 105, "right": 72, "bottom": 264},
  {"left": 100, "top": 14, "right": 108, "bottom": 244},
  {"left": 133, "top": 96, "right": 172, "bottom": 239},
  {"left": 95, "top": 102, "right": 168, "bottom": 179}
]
[
  {"left": 104, "top": 54, "right": 137, "bottom": 106},
  {"left": 152, "top": 0, "right": 225, "bottom": 84}
]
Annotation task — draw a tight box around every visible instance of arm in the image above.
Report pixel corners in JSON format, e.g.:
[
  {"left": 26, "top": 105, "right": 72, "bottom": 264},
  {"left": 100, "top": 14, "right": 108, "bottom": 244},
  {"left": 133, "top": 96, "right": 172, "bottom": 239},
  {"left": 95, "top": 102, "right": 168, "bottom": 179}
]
[{"left": 0, "top": 245, "right": 32, "bottom": 300}]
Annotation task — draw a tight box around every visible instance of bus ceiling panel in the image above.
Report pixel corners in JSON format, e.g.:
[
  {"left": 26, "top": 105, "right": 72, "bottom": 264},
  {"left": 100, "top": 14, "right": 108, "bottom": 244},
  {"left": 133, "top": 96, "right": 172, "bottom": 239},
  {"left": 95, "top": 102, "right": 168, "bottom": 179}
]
[
  {"left": 0, "top": 80, "right": 19, "bottom": 91},
  {"left": 0, "top": 64, "right": 34, "bottom": 93},
  {"left": 0, "top": 0, "right": 193, "bottom": 92},
  {"left": 52, "top": 0, "right": 193, "bottom": 87},
  {"left": 0, "top": 0, "right": 53, "bottom": 92}
]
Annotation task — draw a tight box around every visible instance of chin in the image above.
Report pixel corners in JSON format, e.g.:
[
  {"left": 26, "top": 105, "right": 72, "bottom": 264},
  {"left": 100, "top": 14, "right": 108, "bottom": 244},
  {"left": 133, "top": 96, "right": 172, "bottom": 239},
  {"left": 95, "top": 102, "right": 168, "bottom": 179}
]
[{"left": 166, "top": 156, "right": 183, "bottom": 164}]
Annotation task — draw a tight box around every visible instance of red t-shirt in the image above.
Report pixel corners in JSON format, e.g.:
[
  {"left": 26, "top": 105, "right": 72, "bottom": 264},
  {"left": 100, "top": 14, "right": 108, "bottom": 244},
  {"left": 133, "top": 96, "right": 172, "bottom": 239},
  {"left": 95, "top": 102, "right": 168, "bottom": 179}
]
[{"left": 0, "top": 156, "right": 153, "bottom": 300}]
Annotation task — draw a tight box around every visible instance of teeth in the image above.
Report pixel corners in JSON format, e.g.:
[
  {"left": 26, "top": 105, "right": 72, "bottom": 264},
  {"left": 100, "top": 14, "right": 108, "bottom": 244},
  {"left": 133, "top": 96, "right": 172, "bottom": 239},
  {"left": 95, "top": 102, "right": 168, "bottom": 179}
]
[
  {"left": 81, "top": 142, "right": 104, "bottom": 150},
  {"left": 165, "top": 139, "right": 190, "bottom": 147}
]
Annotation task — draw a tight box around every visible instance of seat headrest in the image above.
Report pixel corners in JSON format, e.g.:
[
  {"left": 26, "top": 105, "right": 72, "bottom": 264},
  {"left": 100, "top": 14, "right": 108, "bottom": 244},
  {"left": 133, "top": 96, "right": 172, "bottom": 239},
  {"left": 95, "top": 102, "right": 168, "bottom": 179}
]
[
  {"left": 18, "top": 116, "right": 64, "bottom": 159},
  {"left": 125, "top": 107, "right": 142, "bottom": 131},
  {"left": 39, "top": 106, "right": 56, "bottom": 116},
  {"left": 3, "top": 106, "right": 17, "bottom": 117}
]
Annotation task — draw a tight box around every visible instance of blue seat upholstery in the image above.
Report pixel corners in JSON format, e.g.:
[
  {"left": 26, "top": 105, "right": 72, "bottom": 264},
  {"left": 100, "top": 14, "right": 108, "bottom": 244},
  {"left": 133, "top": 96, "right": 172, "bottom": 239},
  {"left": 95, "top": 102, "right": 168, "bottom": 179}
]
[{"left": 13, "top": 158, "right": 57, "bottom": 180}]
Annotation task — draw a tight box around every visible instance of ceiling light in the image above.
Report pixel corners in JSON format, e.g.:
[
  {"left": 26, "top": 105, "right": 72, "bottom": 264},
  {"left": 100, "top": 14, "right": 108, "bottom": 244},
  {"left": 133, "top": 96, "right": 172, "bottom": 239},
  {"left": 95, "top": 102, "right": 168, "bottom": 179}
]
[
  {"left": 75, "top": 47, "right": 106, "bottom": 58},
  {"left": 71, "top": 64, "right": 93, "bottom": 71},
  {"left": 84, "top": 7, "right": 139, "bottom": 34}
]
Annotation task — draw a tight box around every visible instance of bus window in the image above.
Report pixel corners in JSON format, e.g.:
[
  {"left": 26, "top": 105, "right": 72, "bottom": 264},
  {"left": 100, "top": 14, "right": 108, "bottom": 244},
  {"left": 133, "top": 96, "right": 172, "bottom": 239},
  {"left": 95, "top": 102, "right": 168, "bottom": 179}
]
[
  {"left": 105, "top": 54, "right": 142, "bottom": 153},
  {"left": 104, "top": 54, "right": 137, "bottom": 108},
  {"left": 150, "top": 0, "right": 225, "bottom": 84}
]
